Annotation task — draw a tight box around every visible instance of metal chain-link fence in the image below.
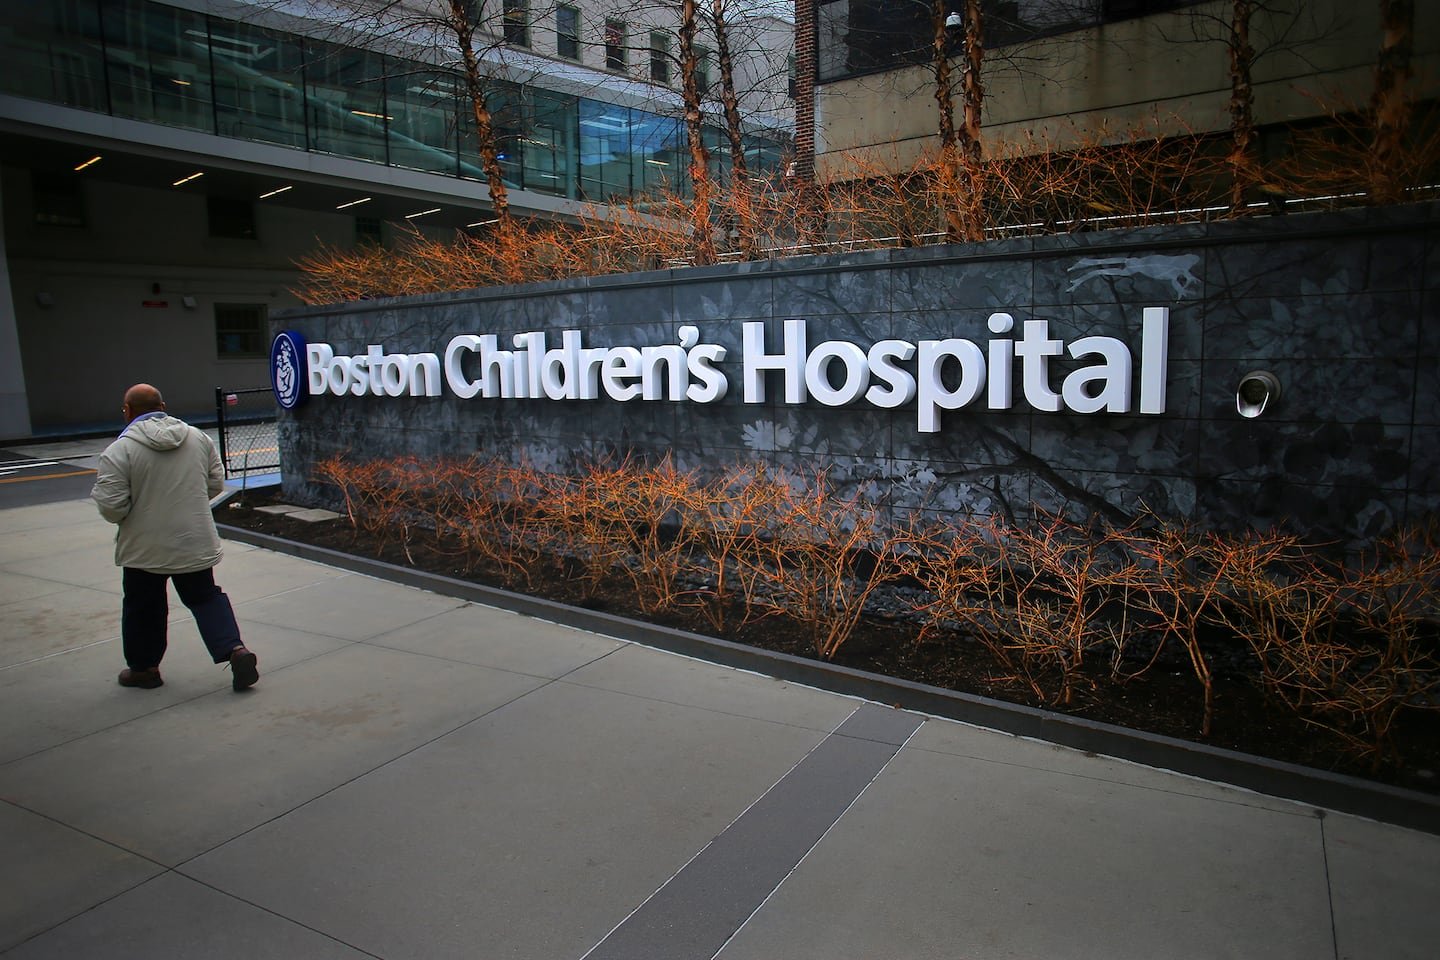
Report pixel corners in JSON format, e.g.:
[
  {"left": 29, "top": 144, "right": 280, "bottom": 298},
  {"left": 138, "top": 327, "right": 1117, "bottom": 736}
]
[{"left": 215, "top": 387, "right": 279, "bottom": 479}]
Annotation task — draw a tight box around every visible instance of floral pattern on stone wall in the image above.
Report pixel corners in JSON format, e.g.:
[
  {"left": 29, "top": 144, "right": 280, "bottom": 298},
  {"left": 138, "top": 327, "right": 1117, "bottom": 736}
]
[{"left": 278, "top": 204, "right": 1439, "bottom": 547}]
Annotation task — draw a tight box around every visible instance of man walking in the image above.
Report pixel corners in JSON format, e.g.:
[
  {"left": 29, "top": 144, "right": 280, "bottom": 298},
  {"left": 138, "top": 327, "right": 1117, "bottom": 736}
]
[{"left": 91, "top": 383, "right": 258, "bottom": 691}]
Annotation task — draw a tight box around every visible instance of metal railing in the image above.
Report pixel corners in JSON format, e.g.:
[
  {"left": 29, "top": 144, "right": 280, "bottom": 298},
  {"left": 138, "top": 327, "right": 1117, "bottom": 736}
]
[{"left": 214, "top": 386, "right": 279, "bottom": 479}]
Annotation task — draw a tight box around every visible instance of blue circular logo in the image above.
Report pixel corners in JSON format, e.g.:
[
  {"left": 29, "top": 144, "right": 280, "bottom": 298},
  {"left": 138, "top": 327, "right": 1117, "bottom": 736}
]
[{"left": 270, "top": 330, "right": 308, "bottom": 410}]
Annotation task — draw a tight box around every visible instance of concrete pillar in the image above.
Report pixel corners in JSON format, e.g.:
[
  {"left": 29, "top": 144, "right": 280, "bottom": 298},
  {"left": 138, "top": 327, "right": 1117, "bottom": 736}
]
[{"left": 0, "top": 179, "right": 34, "bottom": 440}]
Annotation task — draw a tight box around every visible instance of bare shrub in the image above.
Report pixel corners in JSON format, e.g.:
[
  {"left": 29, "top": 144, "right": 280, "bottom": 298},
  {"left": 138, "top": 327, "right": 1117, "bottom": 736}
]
[{"left": 730, "top": 468, "right": 900, "bottom": 660}]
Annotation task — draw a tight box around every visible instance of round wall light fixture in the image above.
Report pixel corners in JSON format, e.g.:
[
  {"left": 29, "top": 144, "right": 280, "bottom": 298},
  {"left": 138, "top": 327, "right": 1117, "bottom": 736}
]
[{"left": 1236, "top": 370, "right": 1281, "bottom": 418}]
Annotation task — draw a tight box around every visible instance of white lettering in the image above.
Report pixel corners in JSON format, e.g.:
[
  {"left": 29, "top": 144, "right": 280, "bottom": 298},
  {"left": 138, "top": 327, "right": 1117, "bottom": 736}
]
[
  {"left": 601, "top": 348, "right": 643, "bottom": 401},
  {"left": 1139, "top": 306, "right": 1170, "bottom": 414},
  {"left": 306, "top": 343, "right": 333, "bottom": 395},
  {"left": 681, "top": 325, "right": 728, "bottom": 403},
  {"left": 986, "top": 313, "right": 1014, "bottom": 409},
  {"left": 444, "top": 335, "right": 483, "bottom": 399},
  {"left": 1016, "top": 319, "right": 1063, "bottom": 413},
  {"left": 917, "top": 339, "right": 986, "bottom": 433},
  {"left": 743, "top": 319, "right": 807, "bottom": 403},
  {"left": 805, "top": 341, "right": 869, "bottom": 406},
  {"left": 292, "top": 307, "right": 1173, "bottom": 429},
  {"left": 1063, "top": 337, "right": 1131, "bottom": 413},
  {"left": 865, "top": 340, "right": 916, "bottom": 409}
]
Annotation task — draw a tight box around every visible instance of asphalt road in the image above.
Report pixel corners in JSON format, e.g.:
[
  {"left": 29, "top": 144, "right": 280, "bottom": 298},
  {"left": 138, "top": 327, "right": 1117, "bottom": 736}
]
[{"left": 0, "top": 451, "right": 97, "bottom": 509}]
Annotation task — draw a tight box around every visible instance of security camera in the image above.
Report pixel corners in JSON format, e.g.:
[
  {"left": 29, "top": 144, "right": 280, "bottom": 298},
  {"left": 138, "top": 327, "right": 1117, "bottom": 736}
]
[{"left": 1236, "top": 370, "right": 1281, "bottom": 418}]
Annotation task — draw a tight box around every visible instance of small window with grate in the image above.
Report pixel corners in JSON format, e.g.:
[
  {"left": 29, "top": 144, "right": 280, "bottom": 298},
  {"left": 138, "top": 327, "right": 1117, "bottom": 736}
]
[
  {"left": 695, "top": 47, "right": 712, "bottom": 94},
  {"left": 215, "top": 303, "right": 268, "bottom": 359},
  {"left": 605, "top": 20, "right": 627, "bottom": 71},
  {"left": 556, "top": 5, "right": 580, "bottom": 60},
  {"left": 208, "top": 197, "right": 256, "bottom": 239},
  {"left": 32, "top": 172, "right": 86, "bottom": 228},
  {"left": 649, "top": 31, "right": 670, "bottom": 84},
  {"left": 356, "top": 216, "right": 383, "bottom": 247},
  {"left": 503, "top": 0, "right": 529, "bottom": 47}
]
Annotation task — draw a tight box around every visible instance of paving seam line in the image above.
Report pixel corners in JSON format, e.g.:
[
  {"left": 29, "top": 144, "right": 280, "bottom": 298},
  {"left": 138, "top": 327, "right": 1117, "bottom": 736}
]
[{"left": 581, "top": 704, "right": 925, "bottom": 960}]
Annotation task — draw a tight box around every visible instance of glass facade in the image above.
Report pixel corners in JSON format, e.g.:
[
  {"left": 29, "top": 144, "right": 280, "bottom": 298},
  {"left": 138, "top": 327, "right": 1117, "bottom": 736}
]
[{"left": 0, "top": 0, "right": 789, "bottom": 205}]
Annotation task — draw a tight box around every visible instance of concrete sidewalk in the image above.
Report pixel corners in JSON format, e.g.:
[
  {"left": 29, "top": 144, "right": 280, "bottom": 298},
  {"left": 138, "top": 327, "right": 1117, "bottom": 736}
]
[{"left": 1, "top": 497, "right": 1437, "bottom": 959}]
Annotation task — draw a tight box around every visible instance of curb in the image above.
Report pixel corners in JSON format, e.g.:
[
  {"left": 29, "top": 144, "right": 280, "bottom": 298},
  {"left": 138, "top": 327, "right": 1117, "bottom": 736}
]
[{"left": 219, "top": 522, "right": 1440, "bottom": 836}]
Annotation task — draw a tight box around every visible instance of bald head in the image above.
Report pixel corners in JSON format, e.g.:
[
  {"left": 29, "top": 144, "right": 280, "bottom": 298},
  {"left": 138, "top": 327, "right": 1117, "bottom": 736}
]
[{"left": 122, "top": 384, "right": 165, "bottom": 423}]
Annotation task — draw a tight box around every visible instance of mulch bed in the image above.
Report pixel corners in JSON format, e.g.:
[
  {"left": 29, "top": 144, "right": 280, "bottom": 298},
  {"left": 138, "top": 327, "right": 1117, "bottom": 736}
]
[{"left": 217, "top": 491, "right": 1440, "bottom": 795}]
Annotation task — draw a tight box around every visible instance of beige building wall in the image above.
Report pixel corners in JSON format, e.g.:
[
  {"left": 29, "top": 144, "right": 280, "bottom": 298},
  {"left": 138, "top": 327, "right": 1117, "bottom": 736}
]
[
  {"left": 1, "top": 170, "right": 340, "bottom": 429},
  {"left": 815, "top": 0, "right": 1440, "bottom": 178}
]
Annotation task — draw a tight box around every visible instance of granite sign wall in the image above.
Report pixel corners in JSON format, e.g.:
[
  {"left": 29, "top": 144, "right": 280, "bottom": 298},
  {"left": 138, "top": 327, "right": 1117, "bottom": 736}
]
[{"left": 275, "top": 203, "right": 1438, "bottom": 546}]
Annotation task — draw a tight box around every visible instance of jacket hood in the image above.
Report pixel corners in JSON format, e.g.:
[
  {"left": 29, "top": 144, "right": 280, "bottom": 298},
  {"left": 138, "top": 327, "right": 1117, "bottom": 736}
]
[{"left": 123, "top": 414, "right": 191, "bottom": 451}]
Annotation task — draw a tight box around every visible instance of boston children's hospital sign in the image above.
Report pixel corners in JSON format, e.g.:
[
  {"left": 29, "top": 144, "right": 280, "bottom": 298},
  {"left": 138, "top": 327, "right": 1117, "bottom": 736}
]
[{"left": 272, "top": 307, "right": 1170, "bottom": 433}]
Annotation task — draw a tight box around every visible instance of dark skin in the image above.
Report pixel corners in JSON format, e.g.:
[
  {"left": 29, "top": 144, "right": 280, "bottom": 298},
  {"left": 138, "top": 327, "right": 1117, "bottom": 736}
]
[{"left": 122, "top": 383, "right": 165, "bottom": 424}]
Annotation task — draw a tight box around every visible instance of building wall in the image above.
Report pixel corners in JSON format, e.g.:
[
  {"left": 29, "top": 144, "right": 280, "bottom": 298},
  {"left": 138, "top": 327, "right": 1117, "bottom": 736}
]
[
  {"left": 0, "top": 185, "right": 31, "bottom": 438},
  {"left": 274, "top": 202, "right": 1440, "bottom": 547},
  {"left": 814, "top": 0, "right": 1440, "bottom": 177},
  {"left": 2, "top": 170, "right": 340, "bottom": 428}
]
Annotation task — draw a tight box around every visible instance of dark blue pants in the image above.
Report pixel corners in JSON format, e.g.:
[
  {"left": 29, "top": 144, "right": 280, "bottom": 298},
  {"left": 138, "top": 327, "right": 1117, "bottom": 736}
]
[{"left": 121, "top": 567, "right": 242, "bottom": 670}]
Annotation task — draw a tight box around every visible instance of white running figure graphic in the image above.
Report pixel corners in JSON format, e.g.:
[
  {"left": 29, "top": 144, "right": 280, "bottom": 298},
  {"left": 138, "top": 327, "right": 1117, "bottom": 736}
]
[{"left": 1067, "top": 253, "right": 1201, "bottom": 298}]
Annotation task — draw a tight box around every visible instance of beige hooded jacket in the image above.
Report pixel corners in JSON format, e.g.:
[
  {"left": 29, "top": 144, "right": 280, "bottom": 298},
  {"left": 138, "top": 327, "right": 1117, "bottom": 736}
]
[{"left": 91, "top": 413, "right": 226, "bottom": 573}]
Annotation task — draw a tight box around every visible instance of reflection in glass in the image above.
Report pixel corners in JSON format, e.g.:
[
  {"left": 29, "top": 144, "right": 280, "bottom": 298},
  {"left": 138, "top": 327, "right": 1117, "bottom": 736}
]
[
  {"left": 102, "top": 0, "right": 213, "bottom": 130},
  {"left": 517, "top": 88, "right": 576, "bottom": 198},
  {"left": 579, "top": 102, "right": 632, "bottom": 200},
  {"left": 0, "top": 0, "right": 792, "bottom": 211},
  {"left": 0, "top": 0, "right": 107, "bottom": 111},
  {"left": 305, "top": 39, "right": 387, "bottom": 164},
  {"left": 630, "top": 111, "right": 684, "bottom": 199},
  {"left": 388, "top": 67, "right": 461, "bottom": 175},
  {"left": 210, "top": 21, "right": 306, "bottom": 148}
]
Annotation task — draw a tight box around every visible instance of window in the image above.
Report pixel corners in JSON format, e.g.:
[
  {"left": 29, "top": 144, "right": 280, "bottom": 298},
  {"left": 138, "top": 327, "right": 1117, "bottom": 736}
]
[
  {"left": 207, "top": 196, "right": 256, "bottom": 239},
  {"left": 556, "top": 5, "right": 579, "bottom": 60},
  {"left": 387, "top": 67, "right": 461, "bottom": 175},
  {"left": 787, "top": 54, "right": 796, "bottom": 99},
  {"left": 214, "top": 303, "right": 267, "bottom": 358},
  {"left": 649, "top": 31, "right": 669, "bottom": 84},
  {"left": 695, "top": 46, "right": 710, "bottom": 94},
  {"left": 355, "top": 216, "right": 383, "bottom": 247},
  {"left": 32, "top": 171, "right": 85, "bottom": 227},
  {"left": 605, "top": 20, "right": 626, "bottom": 71},
  {"left": 503, "top": 0, "right": 529, "bottom": 47},
  {"left": 304, "top": 40, "right": 387, "bottom": 163},
  {"left": 210, "top": 22, "right": 306, "bottom": 149}
]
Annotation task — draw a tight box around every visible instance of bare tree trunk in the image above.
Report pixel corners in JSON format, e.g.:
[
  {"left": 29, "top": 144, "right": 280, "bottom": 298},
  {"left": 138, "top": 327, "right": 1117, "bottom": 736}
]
[
  {"left": 679, "top": 0, "right": 717, "bottom": 265},
  {"left": 447, "top": 0, "right": 512, "bottom": 233},
  {"left": 713, "top": 0, "right": 761, "bottom": 260},
  {"left": 957, "top": 0, "right": 986, "bottom": 242},
  {"left": 1227, "top": 0, "right": 1256, "bottom": 215},
  {"left": 932, "top": 0, "right": 958, "bottom": 152},
  {"left": 931, "top": 0, "right": 964, "bottom": 242},
  {"left": 792, "top": 0, "right": 825, "bottom": 249},
  {"left": 1370, "top": 0, "right": 1415, "bottom": 204}
]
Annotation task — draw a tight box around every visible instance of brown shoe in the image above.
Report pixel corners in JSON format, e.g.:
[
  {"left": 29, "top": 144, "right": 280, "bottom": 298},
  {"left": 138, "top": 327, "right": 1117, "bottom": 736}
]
[
  {"left": 229, "top": 647, "right": 258, "bottom": 691},
  {"left": 118, "top": 667, "right": 163, "bottom": 689}
]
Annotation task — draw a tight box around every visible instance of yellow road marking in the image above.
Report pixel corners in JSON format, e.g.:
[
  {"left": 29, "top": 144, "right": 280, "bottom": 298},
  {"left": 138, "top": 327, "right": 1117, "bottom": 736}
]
[{"left": 0, "top": 469, "right": 96, "bottom": 485}]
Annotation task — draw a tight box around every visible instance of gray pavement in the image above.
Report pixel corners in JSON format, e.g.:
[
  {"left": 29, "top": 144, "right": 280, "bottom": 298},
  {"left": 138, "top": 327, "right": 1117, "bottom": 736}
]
[{"left": 2, "top": 493, "right": 1438, "bottom": 959}]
